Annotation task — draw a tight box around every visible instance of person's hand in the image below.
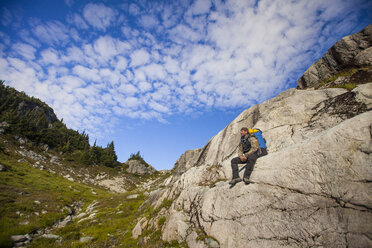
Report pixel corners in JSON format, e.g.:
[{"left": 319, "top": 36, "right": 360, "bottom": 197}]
[{"left": 240, "top": 156, "right": 247, "bottom": 162}]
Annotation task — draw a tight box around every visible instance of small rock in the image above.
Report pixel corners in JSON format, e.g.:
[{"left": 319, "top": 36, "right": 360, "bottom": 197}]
[
  {"left": 18, "top": 137, "right": 27, "bottom": 145},
  {"left": 0, "top": 121, "right": 9, "bottom": 127},
  {"left": 41, "top": 144, "right": 49, "bottom": 152},
  {"left": 0, "top": 164, "right": 7, "bottom": 172},
  {"left": 34, "top": 212, "right": 39, "bottom": 216},
  {"left": 205, "top": 237, "right": 220, "bottom": 248},
  {"left": 41, "top": 234, "right": 61, "bottom": 239},
  {"left": 17, "top": 158, "right": 27, "bottom": 163},
  {"left": 11, "top": 235, "right": 28, "bottom": 242},
  {"left": 91, "top": 190, "right": 97, "bottom": 195},
  {"left": 57, "top": 215, "right": 72, "bottom": 228},
  {"left": 50, "top": 156, "right": 60, "bottom": 164},
  {"left": 88, "top": 213, "right": 96, "bottom": 219},
  {"left": 76, "top": 212, "right": 87, "bottom": 219},
  {"left": 127, "top": 194, "right": 139, "bottom": 199},
  {"left": 64, "top": 174, "right": 74, "bottom": 181},
  {"left": 41, "top": 210, "right": 48, "bottom": 214},
  {"left": 64, "top": 206, "right": 73, "bottom": 215},
  {"left": 39, "top": 166, "right": 45, "bottom": 171},
  {"left": 132, "top": 217, "right": 148, "bottom": 239},
  {"left": 34, "top": 200, "right": 41, "bottom": 204},
  {"left": 79, "top": 236, "right": 94, "bottom": 243},
  {"left": 19, "top": 221, "right": 29, "bottom": 225}
]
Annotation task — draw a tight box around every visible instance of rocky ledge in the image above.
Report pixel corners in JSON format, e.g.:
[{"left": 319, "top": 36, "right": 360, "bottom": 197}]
[
  {"left": 136, "top": 77, "right": 372, "bottom": 248},
  {"left": 297, "top": 24, "right": 372, "bottom": 89}
]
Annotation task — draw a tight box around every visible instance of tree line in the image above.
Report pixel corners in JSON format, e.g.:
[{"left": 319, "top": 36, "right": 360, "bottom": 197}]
[{"left": 0, "top": 80, "right": 118, "bottom": 167}]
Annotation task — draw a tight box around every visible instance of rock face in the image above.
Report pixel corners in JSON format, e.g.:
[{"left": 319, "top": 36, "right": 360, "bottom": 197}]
[
  {"left": 297, "top": 24, "right": 372, "bottom": 89},
  {"left": 126, "top": 159, "right": 156, "bottom": 175},
  {"left": 145, "top": 82, "right": 372, "bottom": 247}
]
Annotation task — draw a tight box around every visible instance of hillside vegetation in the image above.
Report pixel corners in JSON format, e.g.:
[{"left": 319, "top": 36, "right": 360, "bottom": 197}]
[
  {"left": 0, "top": 81, "right": 117, "bottom": 168},
  {"left": 0, "top": 123, "right": 178, "bottom": 248}
]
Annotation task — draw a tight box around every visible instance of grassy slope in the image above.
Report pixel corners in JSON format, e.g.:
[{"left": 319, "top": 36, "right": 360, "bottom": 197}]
[{"left": 0, "top": 136, "right": 185, "bottom": 248}]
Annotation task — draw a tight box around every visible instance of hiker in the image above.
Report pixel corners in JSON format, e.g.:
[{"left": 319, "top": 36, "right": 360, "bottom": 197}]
[{"left": 229, "top": 127, "right": 268, "bottom": 185}]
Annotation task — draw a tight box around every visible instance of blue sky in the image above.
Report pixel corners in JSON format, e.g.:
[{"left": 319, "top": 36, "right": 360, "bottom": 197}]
[{"left": 1, "top": 0, "right": 371, "bottom": 170}]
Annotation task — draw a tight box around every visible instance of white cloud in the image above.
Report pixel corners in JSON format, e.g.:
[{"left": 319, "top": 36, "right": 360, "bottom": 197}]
[
  {"left": 139, "top": 63, "right": 167, "bottom": 81},
  {"left": 18, "top": 29, "right": 40, "bottom": 48},
  {"left": 68, "top": 14, "right": 88, "bottom": 29},
  {"left": 138, "top": 81, "right": 152, "bottom": 92},
  {"left": 118, "top": 83, "right": 138, "bottom": 95},
  {"left": 130, "top": 49, "right": 150, "bottom": 67},
  {"left": 189, "top": 0, "right": 212, "bottom": 15},
  {"left": 32, "top": 21, "right": 69, "bottom": 45},
  {"left": 133, "top": 69, "right": 146, "bottom": 83},
  {"left": 64, "top": 0, "right": 74, "bottom": 7},
  {"left": 114, "top": 56, "right": 128, "bottom": 71},
  {"left": 40, "top": 48, "right": 60, "bottom": 65},
  {"left": 128, "top": 4, "right": 141, "bottom": 16},
  {"left": 64, "top": 46, "right": 85, "bottom": 63},
  {"left": 100, "top": 68, "right": 121, "bottom": 86},
  {"left": 127, "top": 97, "right": 140, "bottom": 108},
  {"left": 1, "top": 7, "right": 12, "bottom": 26},
  {"left": 13, "top": 43, "right": 36, "bottom": 60},
  {"left": 149, "top": 100, "right": 170, "bottom": 113},
  {"left": 169, "top": 24, "right": 202, "bottom": 43},
  {"left": 93, "top": 36, "right": 118, "bottom": 61},
  {"left": 83, "top": 3, "right": 117, "bottom": 30},
  {"left": 72, "top": 65, "right": 100, "bottom": 82},
  {"left": 1, "top": 0, "right": 368, "bottom": 139},
  {"left": 59, "top": 75, "right": 86, "bottom": 92}
]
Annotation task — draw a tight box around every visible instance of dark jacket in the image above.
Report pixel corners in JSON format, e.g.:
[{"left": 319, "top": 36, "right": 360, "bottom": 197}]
[{"left": 238, "top": 135, "right": 259, "bottom": 157}]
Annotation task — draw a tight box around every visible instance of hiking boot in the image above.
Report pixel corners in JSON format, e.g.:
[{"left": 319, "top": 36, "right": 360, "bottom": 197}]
[
  {"left": 229, "top": 177, "right": 242, "bottom": 185},
  {"left": 243, "top": 177, "right": 250, "bottom": 185}
]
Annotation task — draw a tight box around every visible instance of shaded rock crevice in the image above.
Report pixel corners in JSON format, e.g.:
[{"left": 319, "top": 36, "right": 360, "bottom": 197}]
[
  {"left": 308, "top": 91, "right": 369, "bottom": 127},
  {"left": 195, "top": 141, "right": 211, "bottom": 167}
]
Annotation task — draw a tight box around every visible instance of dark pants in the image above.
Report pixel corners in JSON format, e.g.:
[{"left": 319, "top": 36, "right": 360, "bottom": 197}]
[{"left": 231, "top": 149, "right": 267, "bottom": 179}]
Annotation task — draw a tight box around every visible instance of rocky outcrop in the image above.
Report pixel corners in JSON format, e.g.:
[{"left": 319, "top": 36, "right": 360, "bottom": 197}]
[
  {"left": 142, "top": 82, "right": 372, "bottom": 248},
  {"left": 297, "top": 24, "right": 372, "bottom": 89},
  {"left": 126, "top": 159, "right": 156, "bottom": 175}
]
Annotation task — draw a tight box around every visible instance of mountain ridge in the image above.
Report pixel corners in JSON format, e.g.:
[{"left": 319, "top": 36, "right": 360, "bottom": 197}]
[{"left": 136, "top": 25, "right": 372, "bottom": 248}]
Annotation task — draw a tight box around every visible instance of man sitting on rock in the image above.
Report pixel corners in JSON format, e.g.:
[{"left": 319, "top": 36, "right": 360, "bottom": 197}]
[{"left": 229, "top": 127, "right": 267, "bottom": 185}]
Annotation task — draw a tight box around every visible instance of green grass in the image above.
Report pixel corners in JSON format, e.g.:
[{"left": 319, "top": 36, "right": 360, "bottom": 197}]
[
  {"left": 0, "top": 152, "right": 111, "bottom": 247},
  {"left": 28, "top": 193, "right": 146, "bottom": 248},
  {"left": 316, "top": 67, "right": 371, "bottom": 90},
  {"left": 0, "top": 136, "right": 178, "bottom": 248},
  {"left": 330, "top": 83, "right": 358, "bottom": 91},
  {"left": 316, "top": 69, "right": 358, "bottom": 89}
]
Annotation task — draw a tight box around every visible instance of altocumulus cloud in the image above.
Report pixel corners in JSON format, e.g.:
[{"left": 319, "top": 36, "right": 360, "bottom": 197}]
[{"left": 0, "top": 0, "right": 371, "bottom": 138}]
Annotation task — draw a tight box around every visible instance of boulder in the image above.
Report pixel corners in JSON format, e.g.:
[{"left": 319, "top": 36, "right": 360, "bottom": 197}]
[
  {"left": 79, "top": 236, "right": 94, "bottom": 243},
  {"left": 297, "top": 24, "right": 372, "bottom": 89},
  {"left": 127, "top": 194, "right": 139, "bottom": 199},
  {"left": 162, "top": 211, "right": 189, "bottom": 242},
  {"left": 0, "top": 164, "right": 7, "bottom": 172},
  {"left": 154, "top": 83, "right": 372, "bottom": 248},
  {"left": 126, "top": 159, "right": 156, "bottom": 175},
  {"left": 41, "top": 234, "right": 61, "bottom": 239},
  {"left": 132, "top": 217, "right": 148, "bottom": 239},
  {"left": 11, "top": 235, "right": 28, "bottom": 242}
]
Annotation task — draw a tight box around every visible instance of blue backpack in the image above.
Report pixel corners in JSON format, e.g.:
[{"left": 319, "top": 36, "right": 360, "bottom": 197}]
[{"left": 248, "top": 128, "right": 267, "bottom": 149}]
